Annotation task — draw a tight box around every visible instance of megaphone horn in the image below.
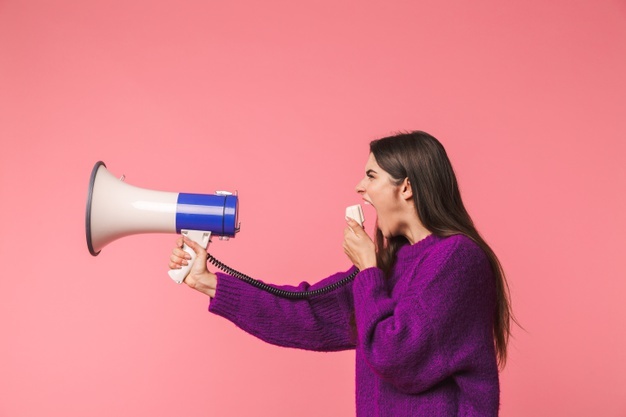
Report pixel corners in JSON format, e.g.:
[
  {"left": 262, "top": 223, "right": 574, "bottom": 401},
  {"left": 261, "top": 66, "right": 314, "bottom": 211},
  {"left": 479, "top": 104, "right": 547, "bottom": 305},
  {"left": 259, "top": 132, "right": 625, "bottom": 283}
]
[{"left": 85, "top": 161, "right": 239, "bottom": 283}]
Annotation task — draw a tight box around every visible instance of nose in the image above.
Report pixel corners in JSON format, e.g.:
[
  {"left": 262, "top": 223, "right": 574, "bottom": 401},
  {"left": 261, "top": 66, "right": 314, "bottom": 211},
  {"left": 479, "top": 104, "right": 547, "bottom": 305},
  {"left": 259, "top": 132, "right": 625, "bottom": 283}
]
[{"left": 355, "top": 177, "right": 366, "bottom": 194}]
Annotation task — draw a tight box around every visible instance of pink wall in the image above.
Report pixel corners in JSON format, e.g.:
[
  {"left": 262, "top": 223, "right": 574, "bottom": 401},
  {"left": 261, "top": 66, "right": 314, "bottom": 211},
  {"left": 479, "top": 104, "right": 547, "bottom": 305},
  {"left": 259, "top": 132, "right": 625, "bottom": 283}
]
[{"left": 1, "top": 1, "right": 625, "bottom": 415}]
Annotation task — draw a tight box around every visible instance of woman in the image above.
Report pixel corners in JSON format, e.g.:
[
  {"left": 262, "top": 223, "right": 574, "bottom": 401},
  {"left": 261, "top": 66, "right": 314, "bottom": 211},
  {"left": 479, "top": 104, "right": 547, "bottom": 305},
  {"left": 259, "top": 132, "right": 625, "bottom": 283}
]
[{"left": 169, "top": 131, "right": 512, "bottom": 416}]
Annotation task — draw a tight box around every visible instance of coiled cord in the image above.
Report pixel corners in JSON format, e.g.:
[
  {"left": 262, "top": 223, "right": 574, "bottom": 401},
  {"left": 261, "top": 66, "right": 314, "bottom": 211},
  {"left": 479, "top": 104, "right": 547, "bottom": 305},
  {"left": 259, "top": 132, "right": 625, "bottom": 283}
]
[{"left": 206, "top": 253, "right": 359, "bottom": 299}]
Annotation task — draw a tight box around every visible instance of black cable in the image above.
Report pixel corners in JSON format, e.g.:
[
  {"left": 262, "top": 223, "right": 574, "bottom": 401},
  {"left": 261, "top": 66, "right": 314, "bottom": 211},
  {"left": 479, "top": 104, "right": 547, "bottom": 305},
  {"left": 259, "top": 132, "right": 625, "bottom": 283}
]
[{"left": 206, "top": 253, "right": 359, "bottom": 299}]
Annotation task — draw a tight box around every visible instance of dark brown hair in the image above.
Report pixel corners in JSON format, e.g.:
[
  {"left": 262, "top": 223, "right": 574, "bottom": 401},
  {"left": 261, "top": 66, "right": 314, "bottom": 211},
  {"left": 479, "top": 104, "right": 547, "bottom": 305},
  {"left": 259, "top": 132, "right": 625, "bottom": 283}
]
[{"left": 370, "top": 130, "right": 513, "bottom": 368}]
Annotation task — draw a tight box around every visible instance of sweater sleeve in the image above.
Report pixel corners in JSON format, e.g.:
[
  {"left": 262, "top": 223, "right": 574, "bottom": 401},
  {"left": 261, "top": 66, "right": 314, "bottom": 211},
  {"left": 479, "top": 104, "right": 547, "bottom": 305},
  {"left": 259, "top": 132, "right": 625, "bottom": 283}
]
[
  {"left": 208, "top": 267, "right": 358, "bottom": 352},
  {"left": 352, "top": 237, "right": 496, "bottom": 394}
]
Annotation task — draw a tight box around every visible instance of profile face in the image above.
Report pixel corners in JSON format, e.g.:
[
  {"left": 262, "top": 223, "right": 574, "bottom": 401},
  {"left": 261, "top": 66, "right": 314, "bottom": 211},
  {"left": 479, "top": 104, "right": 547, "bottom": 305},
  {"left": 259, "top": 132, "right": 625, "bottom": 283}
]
[{"left": 355, "top": 153, "right": 405, "bottom": 239}]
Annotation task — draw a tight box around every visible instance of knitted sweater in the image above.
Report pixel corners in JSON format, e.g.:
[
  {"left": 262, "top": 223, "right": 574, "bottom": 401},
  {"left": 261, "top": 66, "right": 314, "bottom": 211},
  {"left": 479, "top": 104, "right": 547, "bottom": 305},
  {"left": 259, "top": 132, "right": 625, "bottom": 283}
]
[{"left": 209, "top": 234, "right": 500, "bottom": 416}]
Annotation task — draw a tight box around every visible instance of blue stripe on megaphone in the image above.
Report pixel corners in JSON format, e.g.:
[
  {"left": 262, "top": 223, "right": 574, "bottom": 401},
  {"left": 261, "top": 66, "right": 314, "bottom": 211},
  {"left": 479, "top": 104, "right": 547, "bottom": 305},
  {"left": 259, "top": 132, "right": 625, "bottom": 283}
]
[{"left": 175, "top": 193, "right": 238, "bottom": 236}]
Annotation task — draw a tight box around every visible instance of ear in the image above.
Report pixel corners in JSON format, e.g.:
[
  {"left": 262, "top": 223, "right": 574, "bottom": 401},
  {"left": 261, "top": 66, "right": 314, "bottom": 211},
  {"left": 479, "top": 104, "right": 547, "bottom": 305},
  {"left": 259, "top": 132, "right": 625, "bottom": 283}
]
[{"left": 400, "top": 177, "right": 413, "bottom": 200}]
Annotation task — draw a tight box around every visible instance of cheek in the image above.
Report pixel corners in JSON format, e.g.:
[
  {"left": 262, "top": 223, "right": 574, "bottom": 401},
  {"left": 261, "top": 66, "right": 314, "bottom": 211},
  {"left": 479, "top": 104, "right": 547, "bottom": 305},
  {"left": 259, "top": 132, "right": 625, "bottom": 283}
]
[{"left": 366, "top": 183, "right": 383, "bottom": 201}]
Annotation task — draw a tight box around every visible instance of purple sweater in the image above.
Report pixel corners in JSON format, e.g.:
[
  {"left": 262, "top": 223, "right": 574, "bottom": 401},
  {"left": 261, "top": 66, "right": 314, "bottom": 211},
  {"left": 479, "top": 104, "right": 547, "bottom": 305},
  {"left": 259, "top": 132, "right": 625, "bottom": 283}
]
[{"left": 209, "top": 234, "right": 499, "bottom": 416}]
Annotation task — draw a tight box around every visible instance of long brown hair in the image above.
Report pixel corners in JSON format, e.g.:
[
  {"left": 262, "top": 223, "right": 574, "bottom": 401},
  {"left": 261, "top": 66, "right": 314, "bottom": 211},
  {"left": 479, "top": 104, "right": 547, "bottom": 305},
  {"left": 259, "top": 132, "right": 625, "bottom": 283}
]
[{"left": 370, "top": 131, "right": 513, "bottom": 368}]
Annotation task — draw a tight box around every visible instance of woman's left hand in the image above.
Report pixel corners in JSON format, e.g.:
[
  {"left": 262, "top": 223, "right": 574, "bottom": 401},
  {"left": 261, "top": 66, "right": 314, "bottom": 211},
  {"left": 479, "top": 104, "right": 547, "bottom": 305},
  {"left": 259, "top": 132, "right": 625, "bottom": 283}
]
[{"left": 343, "top": 218, "right": 377, "bottom": 270}]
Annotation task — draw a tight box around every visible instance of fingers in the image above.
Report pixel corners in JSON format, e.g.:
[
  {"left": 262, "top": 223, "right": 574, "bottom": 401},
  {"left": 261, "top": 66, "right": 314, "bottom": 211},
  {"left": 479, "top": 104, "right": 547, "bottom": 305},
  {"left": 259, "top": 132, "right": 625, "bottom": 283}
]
[
  {"left": 345, "top": 217, "right": 362, "bottom": 228},
  {"left": 180, "top": 235, "right": 209, "bottom": 275},
  {"left": 169, "top": 251, "right": 188, "bottom": 269},
  {"left": 343, "top": 218, "right": 377, "bottom": 270},
  {"left": 169, "top": 237, "right": 192, "bottom": 270},
  {"left": 345, "top": 217, "right": 366, "bottom": 235},
  {"left": 172, "top": 247, "right": 190, "bottom": 259},
  {"left": 344, "top": 221, "right": 364, "bottom": 241},
  {"left": 183, "top": 235, "right": 207, "bottom": 255}
]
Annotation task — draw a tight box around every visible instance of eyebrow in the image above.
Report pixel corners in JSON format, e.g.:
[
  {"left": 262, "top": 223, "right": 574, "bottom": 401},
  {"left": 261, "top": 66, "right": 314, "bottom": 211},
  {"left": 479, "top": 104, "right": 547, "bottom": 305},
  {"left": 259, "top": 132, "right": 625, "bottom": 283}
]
[{"left": 366, "top": 169, "right": 377, "bottom": 176}]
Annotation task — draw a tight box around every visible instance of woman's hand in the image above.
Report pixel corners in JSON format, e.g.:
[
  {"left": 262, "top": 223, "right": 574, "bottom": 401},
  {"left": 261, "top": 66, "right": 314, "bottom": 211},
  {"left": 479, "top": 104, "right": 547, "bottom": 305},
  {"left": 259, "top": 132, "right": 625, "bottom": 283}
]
[
  {"left": 343, "top": 218, "right": 377, "bottom": 270},
  {"left": 169, "top": 236, "right": 217, "bottom": 297}
]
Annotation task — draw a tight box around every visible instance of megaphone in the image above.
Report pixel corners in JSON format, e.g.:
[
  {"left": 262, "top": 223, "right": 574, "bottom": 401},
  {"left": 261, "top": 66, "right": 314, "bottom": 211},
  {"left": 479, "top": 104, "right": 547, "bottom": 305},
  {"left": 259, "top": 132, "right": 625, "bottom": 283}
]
[{"left": 85, "top": 161, "right": 239, "bottom": 283}]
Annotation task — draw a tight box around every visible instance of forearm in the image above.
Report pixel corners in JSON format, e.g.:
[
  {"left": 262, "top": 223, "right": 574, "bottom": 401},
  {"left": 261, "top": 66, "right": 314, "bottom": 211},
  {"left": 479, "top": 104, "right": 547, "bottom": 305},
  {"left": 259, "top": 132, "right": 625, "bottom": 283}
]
[
  {"left": 352, "top": 258, "right": 496, "bottom": 394},
  {"left": 353, "top": 267, "right": 454, "bottom": 394},
  {"left": 209, "top": 269, "right": 357, "bottom": 352}
]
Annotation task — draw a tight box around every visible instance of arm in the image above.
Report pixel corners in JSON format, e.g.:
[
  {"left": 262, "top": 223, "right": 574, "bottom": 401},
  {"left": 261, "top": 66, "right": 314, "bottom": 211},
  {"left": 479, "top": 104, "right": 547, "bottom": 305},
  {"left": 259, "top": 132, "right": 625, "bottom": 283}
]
[
  {"left": 352, "top": 237, "right": 497, "bottom": 394},
  {"left": 169, "top": 236, "right": 356, "bottom": 352},
  {"left": 209, "top": 270, "right": 357, "bottom": 351}
]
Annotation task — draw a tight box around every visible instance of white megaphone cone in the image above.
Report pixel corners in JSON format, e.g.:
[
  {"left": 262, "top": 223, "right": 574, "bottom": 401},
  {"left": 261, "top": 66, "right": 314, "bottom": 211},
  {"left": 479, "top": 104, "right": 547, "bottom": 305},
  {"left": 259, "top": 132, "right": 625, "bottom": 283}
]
[{"left": 85, "top": 161, "right": 239, "bottom": 283}]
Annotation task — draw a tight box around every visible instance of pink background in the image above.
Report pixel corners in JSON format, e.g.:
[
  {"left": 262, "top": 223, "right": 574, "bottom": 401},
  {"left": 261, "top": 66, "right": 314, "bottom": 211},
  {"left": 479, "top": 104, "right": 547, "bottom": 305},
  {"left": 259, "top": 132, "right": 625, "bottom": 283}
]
[{"left": 1, "top": 1, "right": 625, "bottom": 416}]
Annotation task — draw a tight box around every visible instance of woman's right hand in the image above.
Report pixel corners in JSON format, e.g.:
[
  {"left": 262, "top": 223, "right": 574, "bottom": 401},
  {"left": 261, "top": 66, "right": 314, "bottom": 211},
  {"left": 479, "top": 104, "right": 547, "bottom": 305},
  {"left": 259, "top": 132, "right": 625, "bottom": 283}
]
[
  {"left": 343, "top": 217, "right": 377, "bottom": 270},
  {"left": 169, "top": 236, "right": 218, "bottom": 298}
]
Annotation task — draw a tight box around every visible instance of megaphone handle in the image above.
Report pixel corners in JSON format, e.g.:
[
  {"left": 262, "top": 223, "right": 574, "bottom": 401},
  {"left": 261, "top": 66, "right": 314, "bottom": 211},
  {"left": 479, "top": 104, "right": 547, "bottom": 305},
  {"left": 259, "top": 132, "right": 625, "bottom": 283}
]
[{"left": 168, "top": 230, "right": 211, "bottom": 284}]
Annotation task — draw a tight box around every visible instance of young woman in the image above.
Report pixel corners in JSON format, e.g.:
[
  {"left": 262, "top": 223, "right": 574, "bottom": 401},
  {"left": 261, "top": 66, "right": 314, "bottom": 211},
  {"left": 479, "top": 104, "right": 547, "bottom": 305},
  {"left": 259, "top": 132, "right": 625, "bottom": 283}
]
[{"left": 169, "top": 131, "right": 512, "bottom": 416}]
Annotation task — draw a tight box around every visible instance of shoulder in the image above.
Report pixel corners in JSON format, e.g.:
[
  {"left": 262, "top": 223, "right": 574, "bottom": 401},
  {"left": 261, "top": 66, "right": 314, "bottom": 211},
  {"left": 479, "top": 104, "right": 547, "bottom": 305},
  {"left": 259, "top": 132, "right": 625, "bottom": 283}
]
[
  {"left": 436, "top": 234, "right": 486, "bottom": 256},
  {"left": 395, "top": 234, "right": 491, "bottom": 277},
  {"left": 415, "top": 235, "right": 495, "bottom": 311},
  {"left": 423, "top": 234, "right": 491, "bottom": 276}
]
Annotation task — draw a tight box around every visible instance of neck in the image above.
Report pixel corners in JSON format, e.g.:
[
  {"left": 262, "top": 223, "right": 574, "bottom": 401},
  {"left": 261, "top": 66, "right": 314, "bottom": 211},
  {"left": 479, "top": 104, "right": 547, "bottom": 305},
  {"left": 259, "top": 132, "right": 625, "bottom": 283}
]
[
  {"left": 398, "top": 204, "right": 431, "bottom": 245},
  {"left": 405, "top": 227, "right": 431, "bottom": 245}
]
